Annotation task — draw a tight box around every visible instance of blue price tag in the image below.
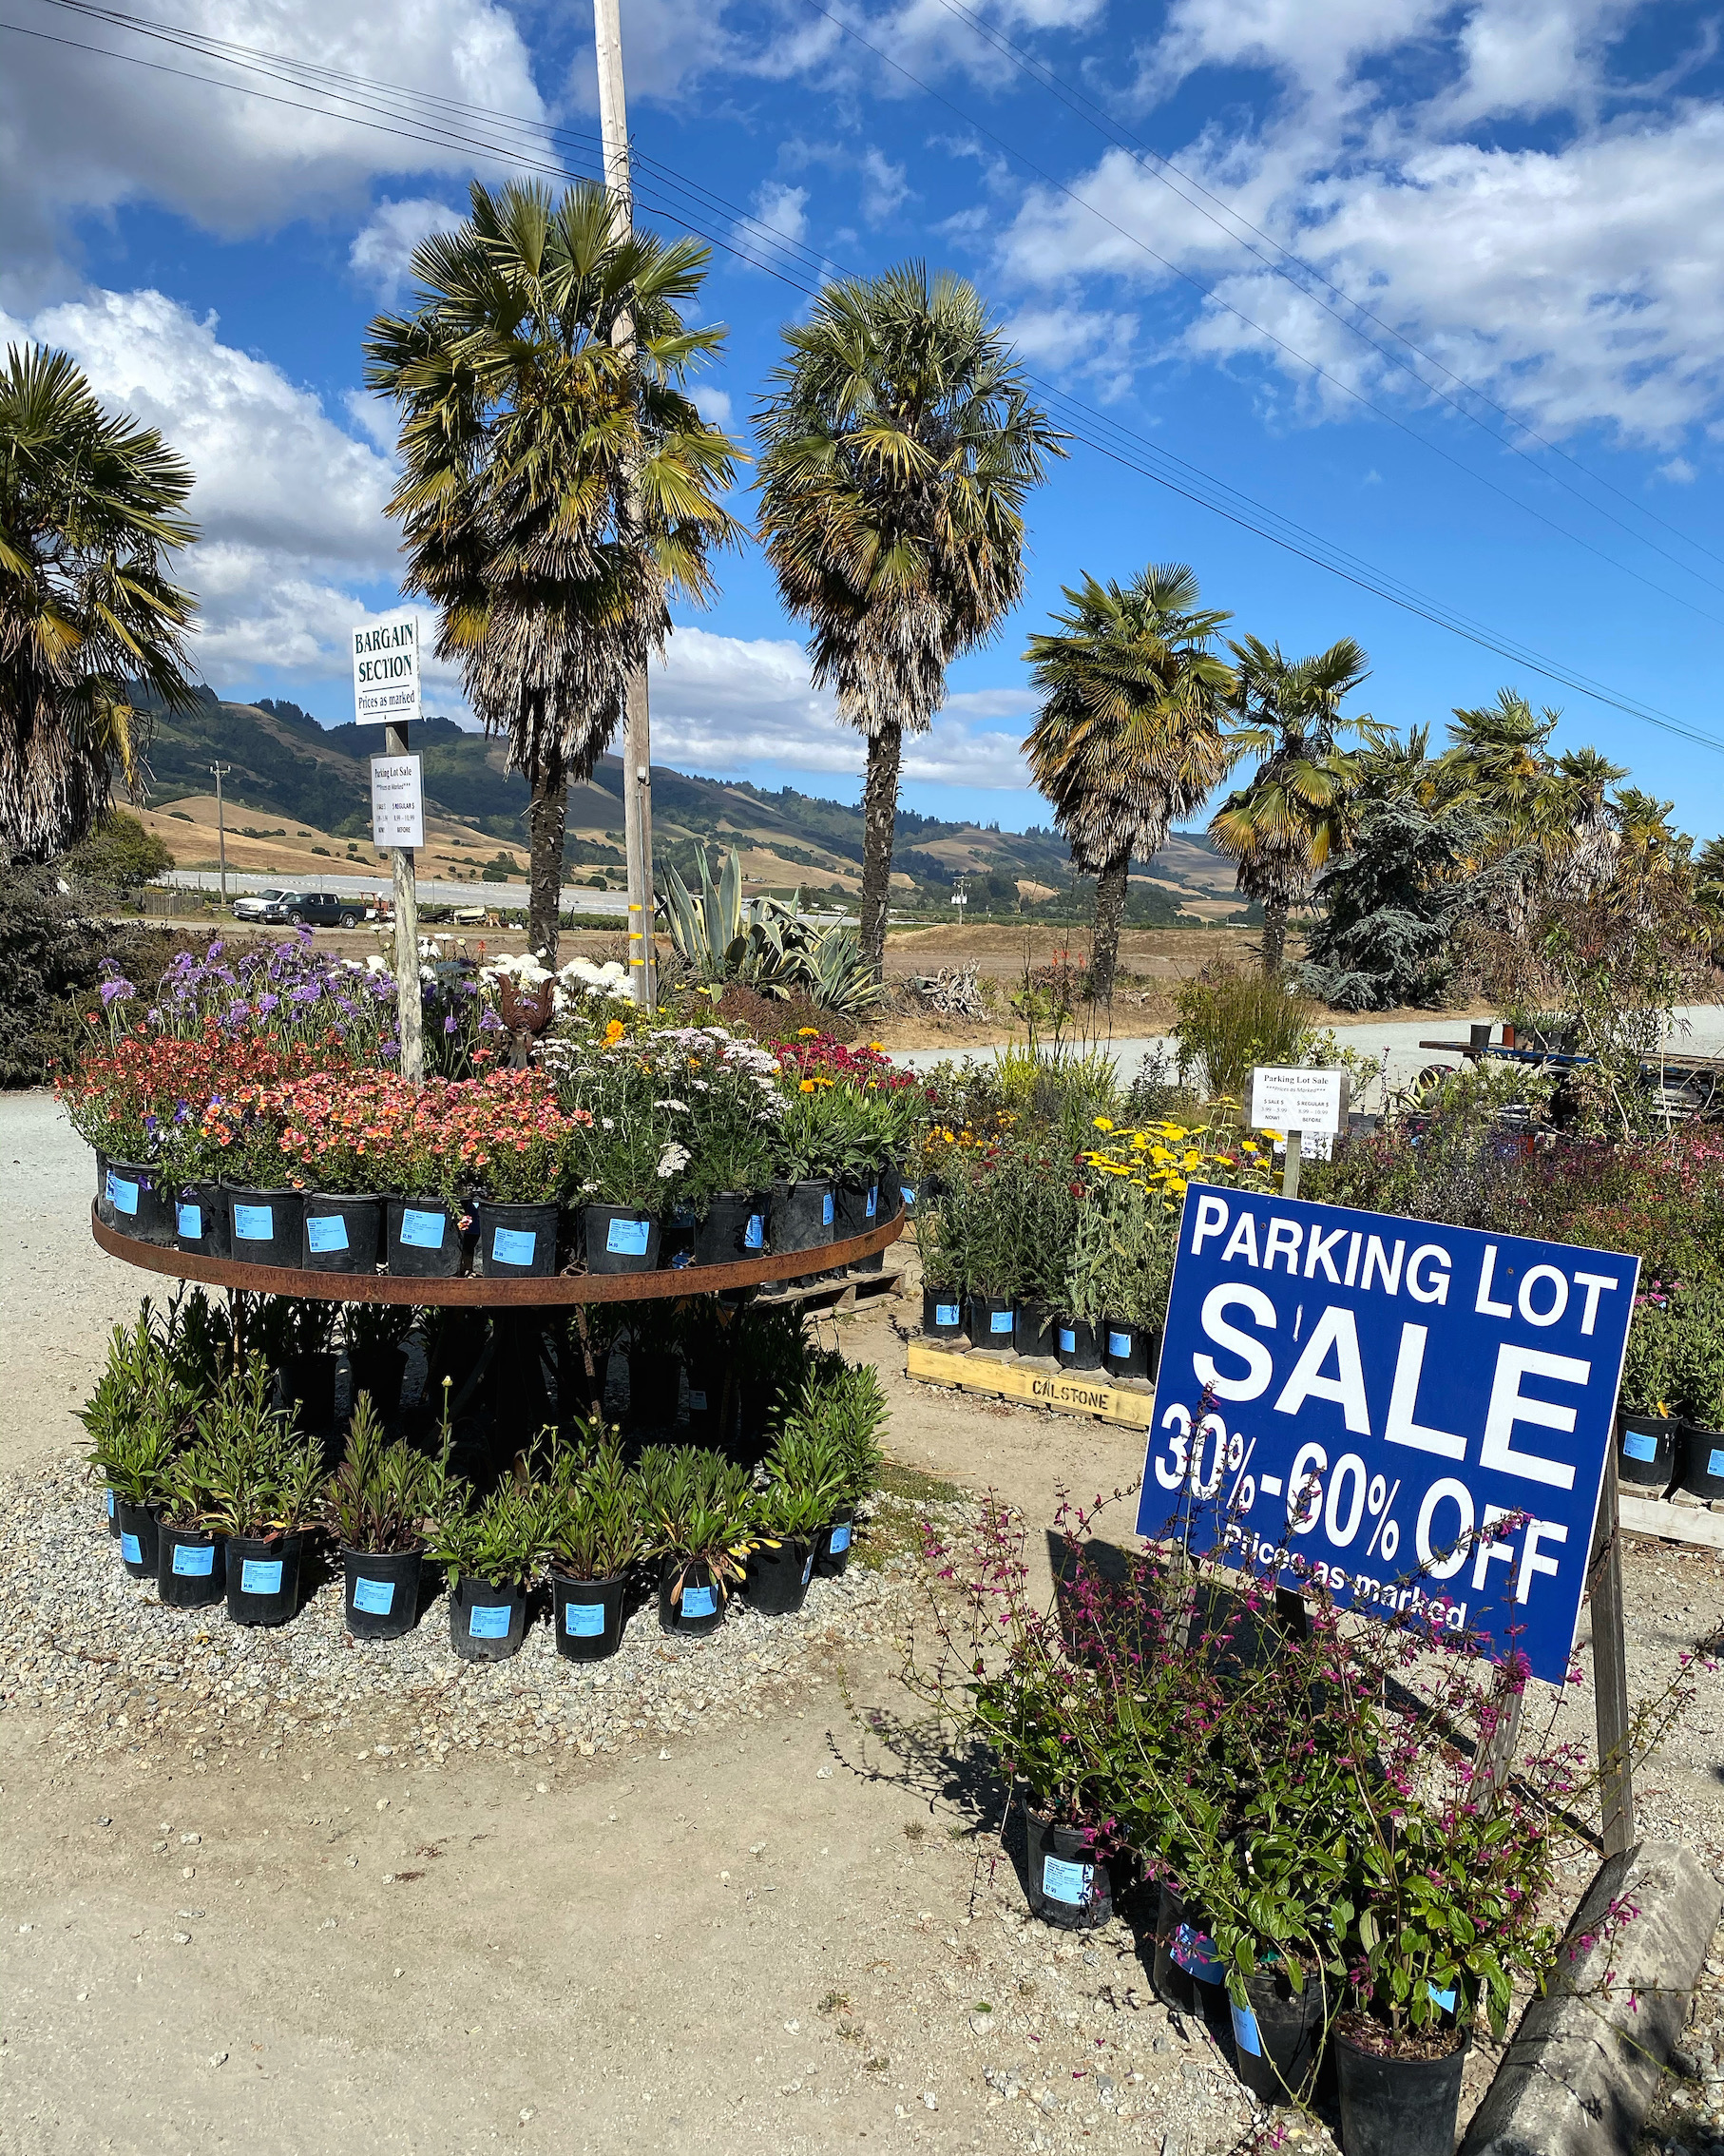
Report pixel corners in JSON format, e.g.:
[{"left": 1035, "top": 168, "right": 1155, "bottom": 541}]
[
  {"left": 177, "top": 1202, "right": 202, "bottom": 1240},
  {"left": 240, "top": 1559, "right": 283, "bottom": 1595},
  {"left": 605, "top": 1216, "right": 651, "bottom": 1257},
  {"left": 935, "top": 1303, "right": 960, "bottom": 1327},
  {"left": 1108, "top": 1330, "right": 1132, "bottom": 1357},
  {"left": 306, "top": 1213, "right": 349, "bottom": 1254},
  {"left": 829, "top": 1522, "right": 852, "bottom": 1553},
  {"left": 399, "top": 1207, "right": 445, "bottom": 1250},
  {"left": 681, "top": 1583, "right": 718, "bottom": 1619},
  {"left": 1059, "top": 1327, "right": 1077, "bottom": 1354},
  {"left": 565, "top": 1600, "right": 606, "bottom": 1638},
  {"left": 801, "top": 1552, "right": 814, "bottom": 1585},
  {"left": 232, "top": 1203, "right": 273, "bottom": 1242},
  {"left": 121, "top": 1532, "right": 142, "bottom": 1564},
  {"left": 1231, "top": 2002, "right": 1263, "bottom": 2057},
  {"left": 106, "top": 1488, "right": 116, "bottom": 1517},
  {"left": 744, "top": 1213, "right": 765, "bottom": 1250},
  {"left": 107, "top": 1173, "right": 140, "bottom": 1216},
  {"left": 352, "top": 1576, "right": 396, "bottom": 1616},
  {"left": 491, "top": 1226, "right": 537, "bottom": 1267},
  {"left": 468, "top": 1602, "right": 512, "bottom": 1640},
  {"left": 990, "top": 1309, "right": 1014, "bottom": 1335},
  {"left": 821, "top": 1191, "right": 834, "bottom": 1226},
  {"left": 1427, "top": 1984, "right": 1458, "bottom": 2012},
  {"left": 1172, "top": 1923, "right": 1222, "bottom": 1983},
  {"left": 1041, "top": 1855, "right": 1092, "bottom": 1905},
  {"left": 172, "top": 1542, "right": 215, "bottom": 1577},
  {"left": 866, "top": 1185, "right": 877, "bottom": 1218},
  {"left": 901, "top": 1184, "right": 916, "bottom": 1208},
  {"left": 1710, "top": 1447, "right": 1724, "bottom": 1480},
  {"left": 1621, "top": 1426, "right": 1658, "bottom": 1462}
]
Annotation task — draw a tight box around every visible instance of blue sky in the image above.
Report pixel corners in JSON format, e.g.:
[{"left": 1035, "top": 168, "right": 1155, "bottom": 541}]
[{"left": 3, "top": 0, "right": 1721, "bottom": 836}]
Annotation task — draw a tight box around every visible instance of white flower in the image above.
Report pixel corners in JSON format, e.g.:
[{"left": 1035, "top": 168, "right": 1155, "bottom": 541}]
[
  {"left": 364, "top": 955, "right": 391, "bottom": 976},
  {"left": 654, "top": 1098, "right": 691, "bottom": 1113},
  {"left": 656, "top": 1142, "right": 691, "bottom": 1179}
]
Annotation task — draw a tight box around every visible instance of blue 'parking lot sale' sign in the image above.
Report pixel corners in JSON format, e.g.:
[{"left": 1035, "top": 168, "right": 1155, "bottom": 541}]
[{"left": 1138, "top": 1184, "right": 1638, "bottom": 1685}]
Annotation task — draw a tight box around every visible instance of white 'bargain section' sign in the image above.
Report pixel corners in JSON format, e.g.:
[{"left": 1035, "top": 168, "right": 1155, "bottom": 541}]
[
  {"left": 370, "top": 756, "right": 424, "bottom": 850},
  {"left": 1249, "top": 1066, "right": 1349, "bottom": 1138},
  {"left": 352, "top": 611, "right": 421, "bottom": 724}
]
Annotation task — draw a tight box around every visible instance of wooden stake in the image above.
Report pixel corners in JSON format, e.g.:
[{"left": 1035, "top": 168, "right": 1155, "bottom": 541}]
[
  {"left": 1282, "top": 1127, "right": 1302, "bottom": 1201},
  {"left": 1589, "top": 1456, "right": 1636, "bottom": 1858}
]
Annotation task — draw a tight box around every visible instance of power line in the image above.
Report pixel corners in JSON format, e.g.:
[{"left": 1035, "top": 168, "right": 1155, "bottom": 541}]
[
  {"left": 921, "top": 0, "right": 1724, "bottom": 582},
  {"left": 6, "top": 1, "right": 1721, "bottom": 757}
]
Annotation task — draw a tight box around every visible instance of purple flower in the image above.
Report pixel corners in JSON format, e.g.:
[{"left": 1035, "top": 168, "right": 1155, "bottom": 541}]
[
  {"left": 289, "top": 983, "right": 320, "bottom": 1006},
  {"left": 257, "top": 992, "right": 279, "bottom": 1013},
  {"left": 444, "top": 1015, "right": 458, "bottom": 1035},
  {"left": 98, "top": 976, "right": 135, "bottom": 1006}
]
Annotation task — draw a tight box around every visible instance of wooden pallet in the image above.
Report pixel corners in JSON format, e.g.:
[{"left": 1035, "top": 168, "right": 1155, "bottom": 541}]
[
  {"left": 906, "top": 1338, "right": 1156, "bottom": 1430},
  {"left": 757, "top": 1262, "right": 908, "bottom": 1317},
  {"left": 1619, "top": 1492, "right": 1724, "bottom": 1551}
]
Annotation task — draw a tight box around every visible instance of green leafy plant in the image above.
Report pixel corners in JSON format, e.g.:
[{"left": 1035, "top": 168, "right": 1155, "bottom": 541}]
[
  {"left": 757, "top": 1421, "right": 848, "bottom": 1540},
  {"left": 541, "top": 1430, "right": 644, "bottom": 1580},
  {"left": 341, "top": 1300, "right": 417, "bottom": 1355},
  {"left": 190, "top": 1357, "right": 323, "bottom": 1536},
  {"left": 428, "top": 1479, "right": 548, "bottom": 1591},
  {"left": 322, "top": 1394, "right": 449, "bottom": 1553},
  {"left": 638, "top": 1443, "right": 757, "bottom": 1605},
  {"left": 782, "top": 1355, "right": 888, "bottom": 1507},
  {"left": 1063, "top": 1175, "right": 1174, "bottom": 1328},
  {"left": 244, "top": 1295, "right": 339, "bottom": 1364},
  {"left": 1619, "top": 1301, "right": 1678, "bottom": 1418},
  {"left": 1173, "top": 963, "right": 1317, "bottom": 1100}
]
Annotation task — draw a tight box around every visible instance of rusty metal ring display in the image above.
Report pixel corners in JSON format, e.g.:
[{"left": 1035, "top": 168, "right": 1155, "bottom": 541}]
[{"left": 90, "top": 1203, "right": 908, "bottom": 1306}]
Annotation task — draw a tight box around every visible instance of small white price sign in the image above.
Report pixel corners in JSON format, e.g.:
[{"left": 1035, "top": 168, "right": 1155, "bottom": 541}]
[
  {"left": 1248, "top": 1065, "right": 1350, "bottom": 1153},
  {"left": 370, "top": 755, "right": 424, "bottom": 850}
]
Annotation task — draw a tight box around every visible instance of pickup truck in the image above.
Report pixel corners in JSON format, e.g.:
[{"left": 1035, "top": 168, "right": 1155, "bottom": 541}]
[{"left": 231, "top": 889, "right": 363, "bottom": 929}]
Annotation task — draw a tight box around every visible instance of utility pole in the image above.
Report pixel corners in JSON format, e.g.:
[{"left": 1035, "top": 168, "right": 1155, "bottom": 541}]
[
  {"left": 593, "top": 0, "right": 657, "bottom": 1007},
  {"left": 209, "top": 761, "right": 231, "bottom": 907}
]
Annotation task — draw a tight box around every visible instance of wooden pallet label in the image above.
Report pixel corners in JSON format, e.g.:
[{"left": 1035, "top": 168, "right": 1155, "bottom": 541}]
[{"left": 906, "top": 1341, "right": 1155, "bottom": 1429}]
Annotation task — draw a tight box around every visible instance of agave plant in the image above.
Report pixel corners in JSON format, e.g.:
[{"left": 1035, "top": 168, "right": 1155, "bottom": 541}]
[{"left": 661, "top": 846, "right": 881, "bottom": 1014}]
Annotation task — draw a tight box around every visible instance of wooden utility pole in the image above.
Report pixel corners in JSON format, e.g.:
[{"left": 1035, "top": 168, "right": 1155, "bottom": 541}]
[
  {"left": 209, "top": 761, "right": 231, "bottom": 907},
  {"left": 593, "top": 0, "right": 657, "bottom": 1006},
  {"left": 385, "top": 720, "right": 424, "bottom": 1082}
]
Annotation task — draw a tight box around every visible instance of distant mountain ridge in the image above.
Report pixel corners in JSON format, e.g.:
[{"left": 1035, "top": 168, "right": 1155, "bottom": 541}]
[{"left": 128, "top": 685, "right": 1242, "bottom": 907}]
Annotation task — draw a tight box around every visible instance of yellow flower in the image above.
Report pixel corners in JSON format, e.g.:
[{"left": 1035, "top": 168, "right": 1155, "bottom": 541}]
[
  {"left": 868, "top": 1041, "right": 885, "bottom": 1050},
  {"left": 797, "top": 1027, "right": 819, "bottom": 1037},
  {"left": 603, "top": 1018, "right": 626, "bottom": 1046},
  {"left": 799, "top": 1078, "right": 816, "bottom": 1093},
  {"left": 1093, "top": 1116, "right": 1114, "bottom": 1131}
]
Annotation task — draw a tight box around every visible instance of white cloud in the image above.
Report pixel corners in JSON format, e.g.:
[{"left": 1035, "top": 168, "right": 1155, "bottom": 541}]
[
  {"left": 349, "top": 197, "right": 464, "bottom": 300},
  {"left": 1657, "top": 456, "right": 1696, "bottom": 484},
  {"left": 748, "top": 182, "right": 810, "bottom": 249},
  {"left": 860, "top": 147, "right": 910, "bottom": 224},
  {"left": 0, "top": 286, "right": 469, "bottom": 706},
  {"left": 647, "top": 626, "right": 1032, "bottom": 788},
  {"left": 694, "top": 385, "right": 735, "bottom": 432},
  {"left": 0, "top": 0, "right": 542, "bottom": 297}
]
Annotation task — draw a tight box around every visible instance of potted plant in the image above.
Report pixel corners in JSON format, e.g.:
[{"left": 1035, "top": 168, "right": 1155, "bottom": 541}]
[
  {"left": 640, "top": 1445, "right": 756, "bottom": 1637},
  {"left": 661, "top": 1031, "right": 776, "bottom": 1264},
  {"left": 1616, "top": 1298, "right": 1680, "bottom": 1489},
  {"left": 153, "top": 1442, "right": 227, "bottom": 1608},
  {"left": 541, "top": 1431, "right": 644, "bottom": 1661},
  {"left": 428, "top": 1480, "right": 546, "bottom": 1661},
  {"left": 278, "top": 1072, "right": 387, "bottom": 1272},
  {"left": 767, "top": 1084, "right": 842, "bottom": 1255},
  {"left": 322, "top": 1395, "right": 449, "bottom": 1638},
  {"left": 564, "top": 1056, "right": 672, "bottom": 1272},
  {"left": 1075, "top": 1176, "right": 1170, "bottom": 1383},
  {"left": 916, "top": 1190, "right": 967, "bottom": 1340},
  {"left": 370, "top": 1082, "right": 471, "bottom": 1278},
  {"left": 198, "top": 1358, "right": 323, "bottom": 1626},
  {"left": 1669, "top": 1284, "right": 1724, "bottom": 1500},
  {"left": 749, "top": 1423, "right": 847, "bottom": 1616},
  {"left": 203, "top": 1090, "right": 306, "bottom": 1268},
  {"left": 778, "top": 1357, "right": 887, "bottom": 1577},
  {"left": 81, "top": 1307, "right": 191, "bottom": 1580},
  {"left": 450, "top": 1072, "right": 573, "bottom": 1278},
  {"left": 253, "top": 1295, "right": 341, "bottom": 1434},
  {"left": 342, "top": 1300, "right": 417, "bottom": 1420}
]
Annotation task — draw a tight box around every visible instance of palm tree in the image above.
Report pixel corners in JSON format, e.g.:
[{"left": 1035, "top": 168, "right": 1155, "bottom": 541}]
[
  {"left": 364, "top": 180, "right": 741, "bottom": 959},
  {"left": 1024, "top": 563, "right": 1236, "bottom": 1005},
  {"left": 1210, "top": 636, "right": 1382, "bottom": 973},
  {"left": 756, "top": 263, "right": 1064, "bottom": 979},
  {"left": 1, "top": 343, "right": 199, "bottom": 864}
]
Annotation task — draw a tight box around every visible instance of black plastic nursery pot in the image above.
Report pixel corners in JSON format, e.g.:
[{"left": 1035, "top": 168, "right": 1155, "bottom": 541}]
[
  {"left": 174, "top": 1179, "right": 230, "bottom": 1259},
  {"left": 349, "top": 1345, "right": 409, "bottom": 1419},
  {"left": 833, "top": 1172, "right": 881, "bottom": 1238},
  {"left": 769, "top": 1177, "right": 834, "bottom": 1256},
  {"left": 475, "top": 1199, "right": 560, "bottom": 1278},
  {"left": 157, "top": 1523, "right": 226, "bottom": 1607},
  {"left": 302, "top": 1191, "right": 383, "bottom": 1273},
  {"left": 552, "top": 1573, "right": 628, "bottom": 1661},
  {"left": 1016, "top": 1300, "right": 1058, "bottom": 1359},
  {"left": 225, "top": 1533, "right": 301, "bottom": 1627},
  {"left": 1229, "top": 1962, "right": 1329, "bottom": 2108},
  {"left": 115, "top": 1498, "right": 159, "bottom": 1581},
  {"left": 1101, "top": 1317, "right": 1151, "bottom": 1381},
  {"left": 103, "top": 1158, "right": 174, "bottom": 1245},
  {"left": 1334, "top": 2023, "right": 1467, "bottom": 2156},
  {"left": 1024, "top": 1805, "right": 1111, "bottom": 1929},
  {"left": 583, "top": 1203, "right": 662, "bottom": 1274},
  {"left": 385, "top": 1196, "right": 467, "bottom": 1277},
  {"left": 1152, "top": 1885, "right": 1225, "bottom": 2014},
  {"left": 659, "top": 1558, "right": 728, "bottom": 1637},
  {"left": 1055, "top": 1317, "right": 1103, "bottom": 1372},
  {"left": 1676, "top": 1422, "right": 1724, "bottom": 1501},
  {"left": 342, "top": 1546, "right": 423, "bottom": 1640},
  {"left": 450, "top": 1574, "right": 527, "bottom": 1662},
  {"left": 815, "top": 1506, "right": 855, "bottom": 1578},
  {"left": 280, "top": 1352, "right": 337, "bottom": 1432},
  {"left": 922, "top": 1287, "right": 966, "bottom": 1339},
  {"left": 968, "top": 1295, "right": 1018, "bottom": 1350},
  {"left": 691, "top": 1191, "right": 770, "bottom": 1266},
  {"left": 224, "top": 1185, "right": 305, "bottom": 1268},
  {"left": 1617, "top": 1413, "right": 1678, "bottom": 1489},
  {"left": 749, "top": 1536, "right": 814, "bottom": 1617}
]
